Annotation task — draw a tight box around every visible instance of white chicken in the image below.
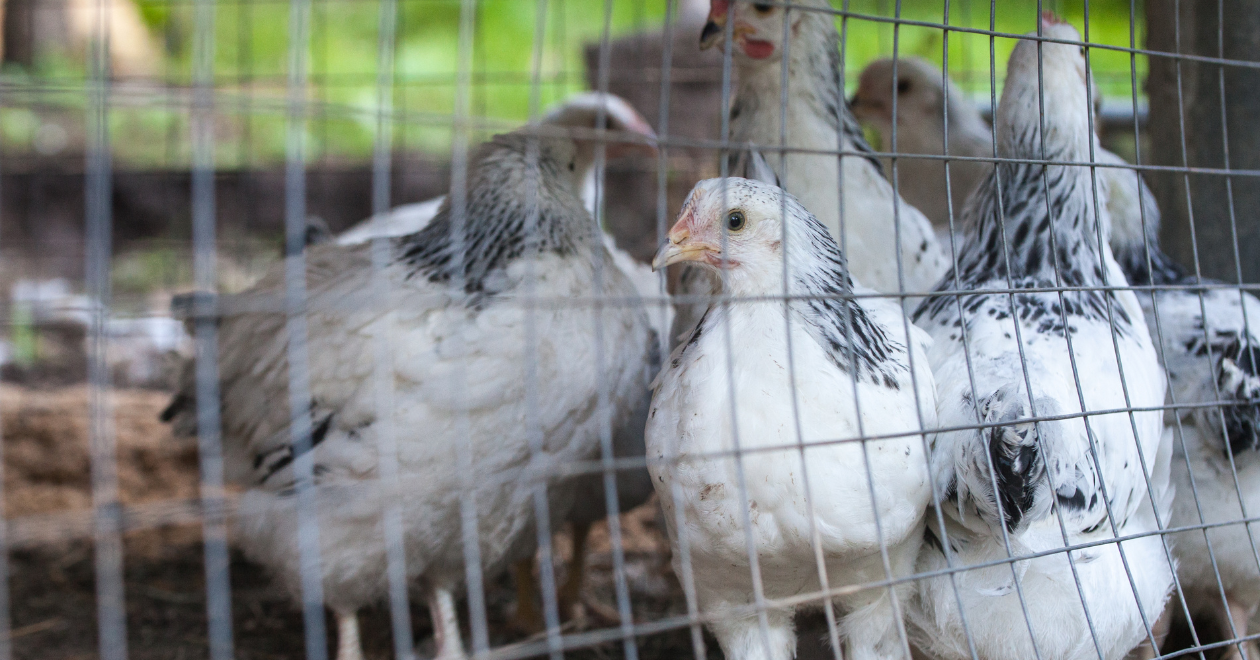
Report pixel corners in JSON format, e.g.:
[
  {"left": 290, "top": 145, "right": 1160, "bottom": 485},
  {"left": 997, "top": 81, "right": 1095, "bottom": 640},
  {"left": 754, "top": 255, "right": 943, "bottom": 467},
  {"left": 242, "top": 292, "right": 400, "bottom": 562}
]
[
  {"left": 907, "top": 16, "right": 1174, "bottom": 660},
  {"left": 648, "top": 177, "right": 936, "bottom": 660},
  {"left": 162, "top": 125, "right": 656, "bottom": 660},
  {"left": 672, "top": 0, "right": 947, "bottom": 343},
  {"left": 326, "top": 92, "right": 666, "bottom": 630},
  {"left": 1101, "top": 113, "right": 1260, "bottom": 660}
]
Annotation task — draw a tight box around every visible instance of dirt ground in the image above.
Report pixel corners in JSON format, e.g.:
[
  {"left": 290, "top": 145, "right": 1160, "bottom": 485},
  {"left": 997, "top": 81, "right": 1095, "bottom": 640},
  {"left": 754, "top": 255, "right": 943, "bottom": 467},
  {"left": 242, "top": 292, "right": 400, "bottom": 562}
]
[
  {"left": 1, "top": 384, "right": 716, "bottom": 660},
  {"left": 4, "top": 385, "right": 1242, "bottom": 660}
]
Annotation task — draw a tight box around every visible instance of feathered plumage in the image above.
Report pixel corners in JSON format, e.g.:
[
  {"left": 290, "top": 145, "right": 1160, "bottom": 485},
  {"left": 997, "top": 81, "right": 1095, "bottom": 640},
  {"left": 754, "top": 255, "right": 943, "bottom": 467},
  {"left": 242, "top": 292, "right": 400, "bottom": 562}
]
[
  {"left": 1107, "top": 169, "right": 1260, "bottom": 456},
  {"left": 325, "top": 93, "right": 666, "bottom": 629},
  {"left": 850, "top": 56, "right": 1162, "bottom": 255},
  {"left": 671, "top": 0, "right": 948, "bottom": 345},
  {"left": 648, "top": 177, "right": 936, "bottom": 660},
  {"left": 850, "top": 56, "right": 994, "bottom": 231},
  {"left": 162, "top": 130, "right": 655, "bottom": 660},
  {"left": 1098, "top": 90, "right": 1260, "bottom": 658},
  {"left": 907, "top": 17, "right": 1173, "bottom": 660}
]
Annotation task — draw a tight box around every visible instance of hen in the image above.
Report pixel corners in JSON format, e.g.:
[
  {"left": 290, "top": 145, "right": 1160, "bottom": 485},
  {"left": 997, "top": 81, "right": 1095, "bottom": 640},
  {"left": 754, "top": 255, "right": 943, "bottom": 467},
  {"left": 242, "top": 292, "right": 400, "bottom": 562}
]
[
  {"left": 850, "top": 55, "right": 1152, "bottom": 256},
  {"left": 328, "top": 92, "right": 665, "bottom": 630},
  {"left": 849, "top": 56, "right": 993, "bottom": 231},
  {"left": 648, "top": 177, "right": 936, "bottom": 660},
  {"left": 907, "top": 16, "right": 1174, "bottom": 660},
  {"left": 1104, "top": 107, "right": 1260, "bottom": 660},
  {"left": 671, "top": 0, "right": 948, "bottom": 344},
  {"left": 162, "top": 127, "right": 656, "bottom": 660}
]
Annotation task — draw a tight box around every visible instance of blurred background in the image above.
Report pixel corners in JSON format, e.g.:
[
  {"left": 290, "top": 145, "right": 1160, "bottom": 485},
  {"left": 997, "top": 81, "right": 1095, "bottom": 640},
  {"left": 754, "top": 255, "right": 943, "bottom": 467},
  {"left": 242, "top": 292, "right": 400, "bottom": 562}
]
[
  {"left": 2, "top": 0, "right": 1259, "bottom": 657},
  {"left": 0, "top": 0, "right": 1156, "bottom": 296}
]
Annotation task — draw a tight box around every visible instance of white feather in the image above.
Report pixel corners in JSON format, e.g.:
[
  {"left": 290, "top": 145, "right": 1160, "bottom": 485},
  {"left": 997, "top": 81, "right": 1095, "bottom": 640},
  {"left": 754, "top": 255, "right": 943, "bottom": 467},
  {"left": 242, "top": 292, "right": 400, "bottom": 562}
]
[
  {"left": 649, "top": 178, "right": 936, "bottom": 660},
  {"left": 907, "top": 21, "right": 1174, "bottom": 660},
  {"left": 165, "top": 132, "right": 656, "bottom": 658}
]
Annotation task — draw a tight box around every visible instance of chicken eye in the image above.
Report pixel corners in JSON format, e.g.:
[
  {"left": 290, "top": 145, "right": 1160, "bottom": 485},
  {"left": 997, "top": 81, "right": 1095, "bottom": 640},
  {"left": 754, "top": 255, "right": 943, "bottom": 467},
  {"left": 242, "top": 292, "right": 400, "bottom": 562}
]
[
  {"left": 752, "top": 2, "right": 773, "bottom": 13},
  {"left": 726, "top": 210, "right": 747, "bottom": 232},
  {"left": 1079, "top": 46, "right": 1087, "bottom": 57},
  {"left": 897, "top": 78, "right": 911, "bottom": 94},
  {"left": 568, "top": 160, "right": 576, "bottom": 171}
]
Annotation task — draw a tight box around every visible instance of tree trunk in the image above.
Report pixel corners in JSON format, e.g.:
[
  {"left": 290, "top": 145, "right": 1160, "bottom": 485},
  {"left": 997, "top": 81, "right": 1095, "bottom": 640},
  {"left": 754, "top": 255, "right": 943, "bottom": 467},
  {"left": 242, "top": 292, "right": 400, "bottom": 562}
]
[{"left": 1146, "top": 0, "right": 1260, "bottom": 284}]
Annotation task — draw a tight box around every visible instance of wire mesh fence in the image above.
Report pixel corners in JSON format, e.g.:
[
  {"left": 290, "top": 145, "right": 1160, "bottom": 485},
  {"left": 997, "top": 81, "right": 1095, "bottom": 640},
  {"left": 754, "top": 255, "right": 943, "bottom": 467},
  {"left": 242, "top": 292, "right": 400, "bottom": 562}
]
[{"left": 1, "top": 0, "right": 1259, "bottom": 659}]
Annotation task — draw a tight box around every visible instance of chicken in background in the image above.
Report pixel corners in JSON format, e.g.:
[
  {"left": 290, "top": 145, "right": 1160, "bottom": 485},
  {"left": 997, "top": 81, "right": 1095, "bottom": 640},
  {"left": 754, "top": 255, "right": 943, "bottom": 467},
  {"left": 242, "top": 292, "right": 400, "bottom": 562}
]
[
  {"left": 849, "top": 56, "right": 993, "bottom": 233},
  {"left": 852, "top": 42, "right": 1260, "bottom": 660},
  {"left": 331, "top": 92, "right": 671, "bottom": 348},
  {"left": 321, "top": 92, "right": 666, "bottom": 631},
  {"left": 1, "top": 278, "right": 188, "bottom": 388},
  {"left": 648, "top": 177, "right": 937, "bottom": 660},
  {"left": 670, "top": 0, "right": 948, "bottom": 344},
  {"left": 161, "top": 119, "right": 657, "bottom": 660},
  {"left": 908, "top": 15, "right": 1173, "bottom": 660},
  {"left": 1101, "top": 99, "right": 1260, "bottom": 660},
  {"left": 850, "top": 54, "right": 1154, "bottom": 256}
]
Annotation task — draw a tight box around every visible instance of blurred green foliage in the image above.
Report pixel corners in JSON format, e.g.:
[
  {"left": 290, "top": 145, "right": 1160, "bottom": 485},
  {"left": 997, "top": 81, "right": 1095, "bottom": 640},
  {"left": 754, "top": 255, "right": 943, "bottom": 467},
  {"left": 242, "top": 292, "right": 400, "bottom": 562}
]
[{"left": 0, "top": 0, "right": 1147, "bottom": 167}]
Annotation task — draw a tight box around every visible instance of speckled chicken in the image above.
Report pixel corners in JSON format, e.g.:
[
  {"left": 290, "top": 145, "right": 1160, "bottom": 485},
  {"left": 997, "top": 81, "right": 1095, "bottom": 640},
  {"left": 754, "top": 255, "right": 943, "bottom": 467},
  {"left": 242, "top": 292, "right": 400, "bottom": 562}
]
[
  {"left": 162, "top": 125, "right": 656, "bottom": 660},
  {"left": 648, "top": 177, "right": 936, "bottom": 660},
  {"left": 1104, "top": 106, "right": 1260, "bottom": 660},
  {"left": 671, "top": 0, "right": 949, "bottom": 345},
  {"left": 326, "top": 92, "right": 666, "bottom": 631},
  {"left": 907, "top": 16, "right": 1174, "bottom": 660}
]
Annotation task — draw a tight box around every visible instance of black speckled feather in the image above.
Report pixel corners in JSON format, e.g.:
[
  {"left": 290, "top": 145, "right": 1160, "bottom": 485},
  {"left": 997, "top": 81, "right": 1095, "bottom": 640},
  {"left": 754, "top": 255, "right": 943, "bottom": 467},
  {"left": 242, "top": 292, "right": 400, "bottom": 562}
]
[
  {"left": 914, "top": 137, "right": 1133, "bottom": 341},
  {"left": 394, "top": 133, "right": 590, "bottom": 305}
]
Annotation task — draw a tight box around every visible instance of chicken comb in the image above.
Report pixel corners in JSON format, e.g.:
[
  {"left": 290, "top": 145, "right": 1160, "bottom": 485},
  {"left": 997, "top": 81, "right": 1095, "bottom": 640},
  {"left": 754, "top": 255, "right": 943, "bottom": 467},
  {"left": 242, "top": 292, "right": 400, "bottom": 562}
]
[{"left": 1040, "top": 10, "right": 1068, "bottom": 27}]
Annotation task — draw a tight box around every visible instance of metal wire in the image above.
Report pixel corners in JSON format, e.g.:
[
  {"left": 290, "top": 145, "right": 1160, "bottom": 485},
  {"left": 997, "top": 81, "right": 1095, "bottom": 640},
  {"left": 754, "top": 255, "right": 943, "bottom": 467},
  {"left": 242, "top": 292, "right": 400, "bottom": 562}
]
[
  {"left": 6, "top": 1, "right": 1260, "bottom": 659},
  {"left": 85, "top": 0, "right": 128, "bottom": 656},
  {"left": 189, "top": 0, "right": 235, "bottom": 654}
]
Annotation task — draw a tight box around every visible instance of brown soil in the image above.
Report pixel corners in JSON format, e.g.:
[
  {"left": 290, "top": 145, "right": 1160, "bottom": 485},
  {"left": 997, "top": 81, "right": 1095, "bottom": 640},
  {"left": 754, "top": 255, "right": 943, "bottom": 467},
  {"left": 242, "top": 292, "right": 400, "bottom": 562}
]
[
  {"left": 3, "top": 384, "right": 197, "bottom": 519},
  {"left": 1, "top": 385, "right": 709, "bottom": 659}
]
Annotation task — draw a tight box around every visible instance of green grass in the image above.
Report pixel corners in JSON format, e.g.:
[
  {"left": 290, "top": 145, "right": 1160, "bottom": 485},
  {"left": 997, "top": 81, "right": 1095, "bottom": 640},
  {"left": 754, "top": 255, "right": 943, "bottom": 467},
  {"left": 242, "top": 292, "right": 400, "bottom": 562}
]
[
  {"left": 0, "top": 0, "right": 1149, "bottom": 167},
  {"left": 839, "top": 0, "right": 1147, "bottom": 101}
]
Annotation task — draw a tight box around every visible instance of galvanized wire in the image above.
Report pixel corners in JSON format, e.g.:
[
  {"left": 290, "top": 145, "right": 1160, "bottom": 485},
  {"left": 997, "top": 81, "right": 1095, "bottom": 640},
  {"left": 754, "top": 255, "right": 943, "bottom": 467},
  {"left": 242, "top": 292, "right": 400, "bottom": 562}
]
[{"left": 6, "top": 1, "right": 1260, "bottom": 659}]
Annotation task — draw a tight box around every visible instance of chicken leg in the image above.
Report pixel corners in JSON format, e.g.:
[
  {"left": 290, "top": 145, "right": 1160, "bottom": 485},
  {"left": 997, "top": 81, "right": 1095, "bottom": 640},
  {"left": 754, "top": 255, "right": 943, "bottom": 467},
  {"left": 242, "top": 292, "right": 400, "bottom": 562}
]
[
  {"left": 1219, "top": 594, "right": 1259, "bottom": 660},
  {"left": 557, "top": 521, "right": 591, "bottom": 622},
  {"left": 334, "top": 609, "right": 364, "bottom": 660},
  {"left": 427, "top": 586, "right": 467, "bottom": 659},
  {"left": 509, "top": 558, "right": 545, "bottom": 634}
]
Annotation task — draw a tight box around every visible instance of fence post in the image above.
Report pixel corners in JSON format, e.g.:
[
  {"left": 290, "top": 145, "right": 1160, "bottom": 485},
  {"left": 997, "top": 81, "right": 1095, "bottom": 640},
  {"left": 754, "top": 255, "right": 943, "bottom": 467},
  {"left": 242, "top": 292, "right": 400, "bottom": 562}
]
[{"left": 1147, "top": 0, "right": 1260, "bottom": 284}]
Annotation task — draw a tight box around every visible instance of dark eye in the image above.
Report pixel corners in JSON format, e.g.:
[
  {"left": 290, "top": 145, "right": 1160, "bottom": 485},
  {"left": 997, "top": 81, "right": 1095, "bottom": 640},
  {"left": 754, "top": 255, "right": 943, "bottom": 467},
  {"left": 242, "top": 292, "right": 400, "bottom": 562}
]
[
  {"left": 896, "top": 78, "right": 911, "bottom": 94},
  {"left": 1079, "top": 46, "right": 1087, "bottom": 57},
  {"left": 752, "top": 2, "right": 773, "bottom": 13},
  {"left": 568, "top": 161, "right": 575, "bottom": 171},
  {"left": 726, "top": 210, "right": 746, "bottom": 232}
]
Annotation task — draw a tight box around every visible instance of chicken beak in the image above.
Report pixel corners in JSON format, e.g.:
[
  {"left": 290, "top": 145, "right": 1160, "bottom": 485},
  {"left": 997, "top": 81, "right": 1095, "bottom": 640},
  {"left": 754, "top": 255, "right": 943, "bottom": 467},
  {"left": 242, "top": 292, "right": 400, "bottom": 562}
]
[{"left": 652, "top": 224, "right": 720, "bottom": 271}]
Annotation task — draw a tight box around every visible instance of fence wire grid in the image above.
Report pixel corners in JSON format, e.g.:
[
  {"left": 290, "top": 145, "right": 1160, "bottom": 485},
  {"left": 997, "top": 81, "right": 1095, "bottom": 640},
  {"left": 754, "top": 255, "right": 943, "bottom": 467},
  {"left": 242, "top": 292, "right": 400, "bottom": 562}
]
[{"left": 1, "top": 0, "right": 1259, "bottom": 660}]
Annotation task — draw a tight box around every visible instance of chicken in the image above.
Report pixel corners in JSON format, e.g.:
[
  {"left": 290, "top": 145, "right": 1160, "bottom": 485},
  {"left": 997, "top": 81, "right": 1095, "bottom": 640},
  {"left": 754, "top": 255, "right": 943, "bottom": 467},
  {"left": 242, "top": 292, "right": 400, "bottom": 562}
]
[
  {"left": 850, "top": 55, "right": 1151, "bottom": 254},
  {"left": 1101, "top": 111, "right": 1260, "bottom": 660},
  {"left": 161, "top": 127, "right": 656, "bottom": 660},
  {"left": 1106, "top": 169, "right": 1260, "bottom": 459},
  {"left": 647, "top": 177, "right": 936, "bottom": 660},
  {"left": 907, "top": 16, "right": 1174, "bottom": 660},
  {"left": 673, "top": 0, "right": 947, "bottom": 343},
  {"left": 333, "top": 92, "right": 656, "bottom": 249},
  {"left": 327, "top": 92, "right": 666, "bottom": 631},
  {"left": 849, "top": 56, "right": 993, "bottom": 231}
]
